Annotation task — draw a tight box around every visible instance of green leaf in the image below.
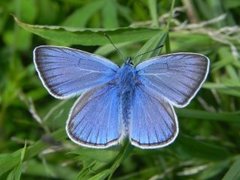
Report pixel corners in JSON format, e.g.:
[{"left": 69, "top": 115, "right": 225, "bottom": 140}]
[
  {"left": 199, "top": 160, "right": 230, "bottom": 179},
  {"left": 24, "top": 160, "right": 78, "bottom": 179},
  {"left": 102, "top": 0, "right": 118, "bottom": 28},
  {"left": 223, "top": 157, "right": 240, "bottom": 180},
  {"left": 70, "top": 148, "right": 118, "bottom": 163},
  {"left": 174, "top": 134, "right": 230, "bottom": 161},
  {"left": 116, "top": 4, "right": 132, "bottom": 23},
  {"left": 0, "top": 129, "right": 66, "bottom": 176},
  {"left": 224, "top": 0, "right": 240, "bottom": 9},
  {"left": 6, "top": 143, "right": 27, "bottom": 180},
  {"left": 134, "top": 31, "right": 167, "bottom": 64},
  {"left": 88, "top": 169, "right": 112, "bottom": 180},
  {"left": 148, "top": 0, "right": 158, "bottom": 27},
  {"left": 177, "top": 109, "right": 240, "bottom": 123},
  {"left": 6, "top": 164, "right": 22, "bottom": 180},
  {"left": 14, "top": 17, "right": 162, "bottom": 46},
  {"left": 204, "top": 82, "right": 240, "bottom": 97},
  {"left": 94, "top": 41, "right": 133, "bottom": 58},
  {"left": 18, "top": 0, "right": 37, "bottom": 22},
  {"left": 62, "top": 0, "right": 105, "bottom": 27}
]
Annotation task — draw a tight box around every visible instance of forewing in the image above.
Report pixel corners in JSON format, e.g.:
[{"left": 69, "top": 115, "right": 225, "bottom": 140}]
[
  {"left": 34, "top": 46, "right": 118, "bottom": 99},
  {"left": 130, "top": 86, "right": 178, "bottom": 149},
  {"left": 66, "top": 84, "right": 122, "bottom": 148},
  {"left": 136, "top": 53, "right": 210, "bottom": 107}
]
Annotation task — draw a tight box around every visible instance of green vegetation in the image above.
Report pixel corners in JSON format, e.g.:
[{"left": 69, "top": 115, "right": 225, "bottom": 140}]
[{"left": 1, "top": 0, "right": 240, "bottom": 179}]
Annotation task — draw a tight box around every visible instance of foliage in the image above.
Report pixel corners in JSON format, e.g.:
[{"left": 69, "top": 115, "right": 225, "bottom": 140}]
[{"left": 1, "top": 0, "right": 240, "bottom": 179}]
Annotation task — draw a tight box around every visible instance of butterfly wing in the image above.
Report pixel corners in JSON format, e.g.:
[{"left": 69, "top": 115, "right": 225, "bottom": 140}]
[
  {"left": 136, "top": 53, "right": 210, "bottom": 107},
  {"left": 34, "top": 46, "right": 118, "bottom": 99},
  {"left": 130, "top": 86, "right": 178, "bottom": 149},
  {"left": 66, "top": 84, "right": 122, "bottom": 148}
]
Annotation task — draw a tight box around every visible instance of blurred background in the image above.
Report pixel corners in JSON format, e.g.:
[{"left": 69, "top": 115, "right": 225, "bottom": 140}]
[{"left": 1, "top": 0, "right": 240, "bottom": 179}]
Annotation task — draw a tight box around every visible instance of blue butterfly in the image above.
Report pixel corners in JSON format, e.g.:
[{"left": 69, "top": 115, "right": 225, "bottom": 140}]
[{"left": 33, "top": 46, "right": 210, "bottom": 149}]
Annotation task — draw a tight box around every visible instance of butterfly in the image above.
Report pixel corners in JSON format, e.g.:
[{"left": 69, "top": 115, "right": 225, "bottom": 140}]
[{"left": 33, "top": 45, "right": 210, "bottom": 149}]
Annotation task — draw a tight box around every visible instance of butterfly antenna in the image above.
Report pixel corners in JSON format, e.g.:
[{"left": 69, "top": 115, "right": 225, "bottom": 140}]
[
  {"left": 104, "top": 33, "right": 125, "bottom": 59},
  {"left": 133, "top": 44, "right": 164, "bottom": 59}
]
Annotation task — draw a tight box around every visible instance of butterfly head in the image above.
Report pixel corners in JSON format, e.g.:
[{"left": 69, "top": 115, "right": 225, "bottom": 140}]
[{"left": 125, "top": 57, "right": 134, "bottom": 66}]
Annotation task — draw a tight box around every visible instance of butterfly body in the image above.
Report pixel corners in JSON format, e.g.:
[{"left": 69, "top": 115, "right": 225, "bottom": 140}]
[
  {"left": 116, "top": 59, "right": 137, "bottom": 133},
  {"left": 33, "top": 46, "right": 210, "bottom": 149}
]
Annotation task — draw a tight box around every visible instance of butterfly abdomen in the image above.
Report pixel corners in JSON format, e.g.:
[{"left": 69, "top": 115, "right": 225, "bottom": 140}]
[{"left": 121, "top": 91, "right": 133, "bottom": 133}]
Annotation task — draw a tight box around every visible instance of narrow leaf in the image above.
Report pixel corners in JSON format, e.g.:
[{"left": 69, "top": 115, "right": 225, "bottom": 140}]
[
  {"left": 15, "top": 17, "right": 162, "bottom": 46},
  {"left": 223, "top": 157, "right": 240, "bottom": 180}
]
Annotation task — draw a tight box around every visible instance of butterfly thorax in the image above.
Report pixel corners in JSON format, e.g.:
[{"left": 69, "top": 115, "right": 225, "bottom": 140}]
[
  {"left": 117, "top": 61, "right": 136, "bottom": 94},
  {"left": 116, "top": 60, "right": 136, "bottom": 133}
]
